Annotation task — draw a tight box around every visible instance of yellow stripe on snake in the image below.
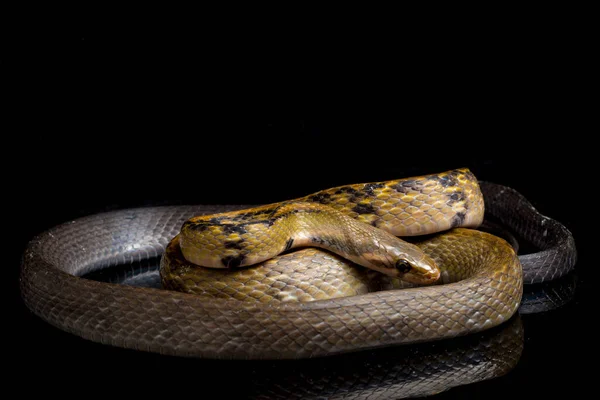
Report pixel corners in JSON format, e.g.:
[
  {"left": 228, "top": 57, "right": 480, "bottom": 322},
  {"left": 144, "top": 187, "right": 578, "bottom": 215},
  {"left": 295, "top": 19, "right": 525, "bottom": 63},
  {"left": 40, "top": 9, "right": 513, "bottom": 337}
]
[{"left": 161, "top": 168, "right": 521, "bottom": 319}]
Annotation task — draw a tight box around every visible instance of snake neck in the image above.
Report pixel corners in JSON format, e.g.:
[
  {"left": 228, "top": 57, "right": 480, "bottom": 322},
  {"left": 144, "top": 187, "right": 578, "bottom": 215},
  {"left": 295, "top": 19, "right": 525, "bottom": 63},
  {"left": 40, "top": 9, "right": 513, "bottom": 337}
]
[{"left": 289, "top": 204, "right": 439, "bottom": 281}]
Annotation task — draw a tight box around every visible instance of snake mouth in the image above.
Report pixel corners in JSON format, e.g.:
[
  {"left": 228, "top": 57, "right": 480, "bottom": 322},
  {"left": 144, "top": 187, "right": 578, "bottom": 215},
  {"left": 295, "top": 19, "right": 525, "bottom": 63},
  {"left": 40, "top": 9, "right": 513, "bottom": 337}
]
[{"left": 402, "top": 267, "right": 441, "bottom": 285}]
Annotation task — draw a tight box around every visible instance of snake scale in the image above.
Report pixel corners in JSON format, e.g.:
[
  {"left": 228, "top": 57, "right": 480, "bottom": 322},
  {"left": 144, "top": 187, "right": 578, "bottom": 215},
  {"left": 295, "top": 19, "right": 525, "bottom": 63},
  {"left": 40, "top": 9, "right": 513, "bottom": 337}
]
[{"left": 20, "top": 168, "right": 577, "bottom": 359}]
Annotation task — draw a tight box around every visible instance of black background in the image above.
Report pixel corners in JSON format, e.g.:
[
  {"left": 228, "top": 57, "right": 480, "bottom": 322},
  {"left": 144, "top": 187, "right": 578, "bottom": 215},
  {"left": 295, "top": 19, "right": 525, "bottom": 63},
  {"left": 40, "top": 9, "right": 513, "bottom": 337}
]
[{"left": 6, "top": 21, "right": 594, "bottom": 398}]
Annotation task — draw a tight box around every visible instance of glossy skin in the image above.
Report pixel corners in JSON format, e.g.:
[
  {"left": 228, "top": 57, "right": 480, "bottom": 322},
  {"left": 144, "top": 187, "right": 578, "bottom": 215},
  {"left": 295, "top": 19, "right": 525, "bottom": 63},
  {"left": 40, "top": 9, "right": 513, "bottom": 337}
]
[
  {"left": 20, "top": 169, "right": 524, "bottom": 360},
  {"left": 163, "top": 229, "right": 522, "bottom": 308},
  {"left": 179, "top": 202, "right": 441, "bottom": 284},
  {"left": 22, "top": 210, "right": 522, "bottom": 360},
  {"left": 178, "top": 168, "right": 483, "bottom": 286},
  {"left": 479, "top": 181, "right": 577, "bottom": 283}
]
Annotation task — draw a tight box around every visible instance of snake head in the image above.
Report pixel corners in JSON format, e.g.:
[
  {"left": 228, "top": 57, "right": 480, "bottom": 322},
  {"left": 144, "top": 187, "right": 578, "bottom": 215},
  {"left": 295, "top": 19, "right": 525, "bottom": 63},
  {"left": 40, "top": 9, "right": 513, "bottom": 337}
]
[
  {"left": 360, "top": 239, "right": 440, "bottom": 284},
  {"left": 393, "top": 255, "right": 440, "bottom": 284}
]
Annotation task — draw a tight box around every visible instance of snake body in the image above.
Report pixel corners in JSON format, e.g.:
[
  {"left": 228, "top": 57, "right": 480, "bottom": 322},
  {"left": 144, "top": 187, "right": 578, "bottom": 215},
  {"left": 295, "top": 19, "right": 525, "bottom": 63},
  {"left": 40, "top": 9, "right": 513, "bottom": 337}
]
[
  {"left": 19, "top": 168, "right": 575, "bottom": 359},
  {"left": 479, "top": 181, "right": 577, "bottom": 283},
  {"left": 83, "top": 266, "right": 573, "bottom": 398}
]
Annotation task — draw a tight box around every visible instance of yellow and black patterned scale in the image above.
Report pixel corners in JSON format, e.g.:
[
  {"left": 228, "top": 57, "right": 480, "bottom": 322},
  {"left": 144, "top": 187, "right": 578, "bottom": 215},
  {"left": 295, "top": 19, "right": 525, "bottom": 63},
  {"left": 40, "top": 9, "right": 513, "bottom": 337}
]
[{"left": 162, "top": 168, "right": 490, "bottom": 302}]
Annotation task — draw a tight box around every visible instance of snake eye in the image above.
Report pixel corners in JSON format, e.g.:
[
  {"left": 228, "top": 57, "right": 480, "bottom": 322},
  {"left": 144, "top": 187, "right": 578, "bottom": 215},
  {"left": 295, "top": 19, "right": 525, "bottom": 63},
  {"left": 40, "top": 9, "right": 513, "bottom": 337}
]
[{"left": 395, "top": 260, "right": 412, "bottom": 274}]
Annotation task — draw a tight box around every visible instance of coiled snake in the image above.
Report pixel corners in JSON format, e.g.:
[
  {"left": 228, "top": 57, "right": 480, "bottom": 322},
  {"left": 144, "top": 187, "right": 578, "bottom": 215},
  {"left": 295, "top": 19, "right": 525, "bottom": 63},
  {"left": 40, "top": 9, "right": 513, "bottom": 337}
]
[{"left": 19, "top": 168, "right": 576, "bottom": 359}]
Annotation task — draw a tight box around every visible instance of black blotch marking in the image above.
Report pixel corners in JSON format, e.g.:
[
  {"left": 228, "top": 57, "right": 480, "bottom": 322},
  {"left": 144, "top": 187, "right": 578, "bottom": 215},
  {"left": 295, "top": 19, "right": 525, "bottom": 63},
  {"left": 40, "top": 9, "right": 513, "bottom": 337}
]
[
  {"left": 209, "top": 217, "right": 225, "bottom": 224},
  {"left": 310, "top": 237, "right": 326, "bottom": 245},
  {"left": 434, "top": 174, "right": 458, "bottom": 188},
  {"left": 221, "top": 254, "right": 246, "bottom": 268},
  {"left": 308, "top": 192, "right": 332, "bottom": 204},
  {"left": 392, "top": 183, "right": 409, "bottom": 193},
  {"left": 260, "top": 205, "right": 283, "bottom": 219},
  {"left": 451, "top": 211, "right": 466, "bottom": 227},
  {"left": 447, "top": 191, "right": 465, "bottom": 205},
  {"left": 187, "top": 222, "right": 209, "bottom": 232},
  {"left": 334, "top": 186, "right": 359, "bottom": 195},
  {"left": 224, "top": 240, "right": 244, "bottom": 250},
  {"left": 333, "top": 186, "right": 367, "bottom": 203},
  {"left": 283, "top": 238, "right": 294, "bottom": 251},
  {"left": 364, "top": 183, "right": 385, "bottom": 196},
  {"left": 353, "top": 203, "right": 376, "bottom": 215},
  {"left": 392, "top": 179, "right": 422, "bottom": 193},
  {"left": 222, "top": 224, "right": 248, "bottom": 235},
  {"left": 450, "top": 192, "right": 464, "bottom": 201},
  {"left": 239, "top": 209, "right": 269, "bottom": 219}
]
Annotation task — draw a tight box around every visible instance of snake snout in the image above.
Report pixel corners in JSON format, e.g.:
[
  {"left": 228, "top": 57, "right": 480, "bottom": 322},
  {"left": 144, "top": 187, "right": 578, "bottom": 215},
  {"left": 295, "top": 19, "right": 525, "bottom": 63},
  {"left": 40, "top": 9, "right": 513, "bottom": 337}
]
[{"left": 401, "top": 258, "right": 441, "bottom": 285}]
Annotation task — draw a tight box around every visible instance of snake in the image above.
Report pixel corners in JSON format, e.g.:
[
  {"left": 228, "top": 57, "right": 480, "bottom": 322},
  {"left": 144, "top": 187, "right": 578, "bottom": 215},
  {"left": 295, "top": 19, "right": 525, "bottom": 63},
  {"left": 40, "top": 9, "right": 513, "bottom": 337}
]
[{"left": 19, "top": 168, "right": 577, "bottom": 359}]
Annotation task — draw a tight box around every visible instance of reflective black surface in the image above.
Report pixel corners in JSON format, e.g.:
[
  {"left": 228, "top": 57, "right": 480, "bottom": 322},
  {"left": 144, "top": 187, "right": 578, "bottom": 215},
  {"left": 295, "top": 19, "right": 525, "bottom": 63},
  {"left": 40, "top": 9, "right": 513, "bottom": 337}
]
[
  {"left": 11, "top": 160, "right": 590, "bottom": 398},
  {"left": 8, "top": 31, "right": 592, "bottom": 398}
]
